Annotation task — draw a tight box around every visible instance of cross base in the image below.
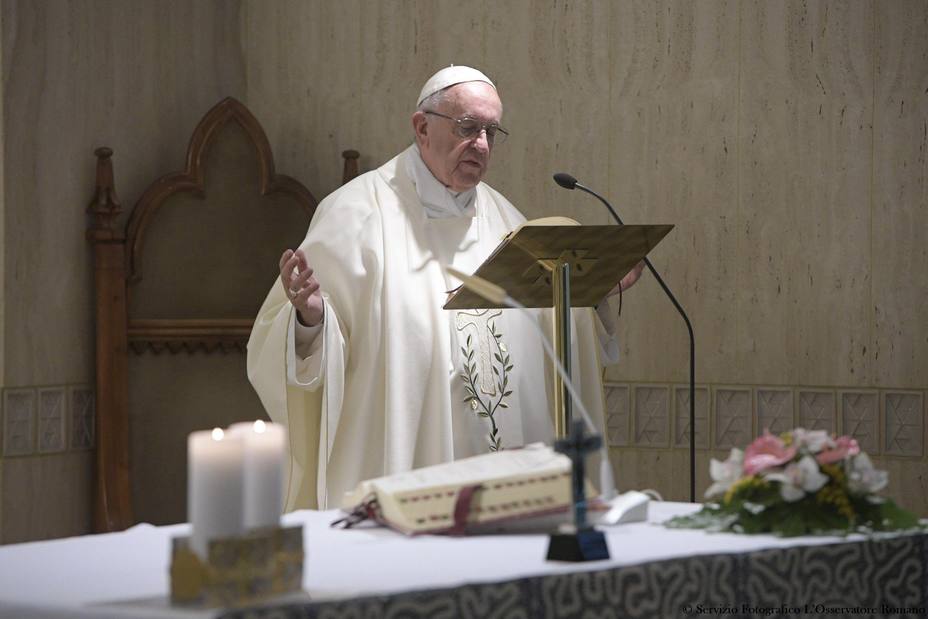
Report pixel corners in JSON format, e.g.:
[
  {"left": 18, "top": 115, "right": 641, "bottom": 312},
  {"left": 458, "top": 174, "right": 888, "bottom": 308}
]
[{"left": 545, "top": 527, "right": 610, "bottom": 562}]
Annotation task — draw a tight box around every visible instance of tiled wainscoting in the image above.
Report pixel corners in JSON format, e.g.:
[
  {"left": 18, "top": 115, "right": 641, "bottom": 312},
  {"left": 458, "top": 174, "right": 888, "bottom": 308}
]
[
  {"left": 604, "top": 383, "right": 927, "bottom": 514},
  {"left": 2, "top": 386, "right": 95, "bottom": 457},
  {"left": 0, "top": 385, "right": 95, "bottom": 543}
]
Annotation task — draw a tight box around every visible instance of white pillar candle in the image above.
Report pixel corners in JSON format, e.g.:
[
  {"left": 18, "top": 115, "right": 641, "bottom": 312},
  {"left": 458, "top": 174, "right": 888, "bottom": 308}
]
[
  {"left": 229, "top": 420, "right": 287, "bottom": 530},
  {"left": 187, "top": 428, "right": 245, "bottom": 559}
]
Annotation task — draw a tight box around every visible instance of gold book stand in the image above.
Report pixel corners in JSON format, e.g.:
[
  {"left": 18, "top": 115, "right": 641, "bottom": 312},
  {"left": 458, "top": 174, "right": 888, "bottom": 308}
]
[{"left": 444, "top": 222, "right": 672, "bottom": 437}]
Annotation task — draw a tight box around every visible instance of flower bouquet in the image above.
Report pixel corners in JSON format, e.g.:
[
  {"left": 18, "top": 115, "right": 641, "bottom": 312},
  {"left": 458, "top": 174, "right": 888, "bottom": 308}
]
[{"left": 666, "top": 428, "right": 924, "bottom": 537}]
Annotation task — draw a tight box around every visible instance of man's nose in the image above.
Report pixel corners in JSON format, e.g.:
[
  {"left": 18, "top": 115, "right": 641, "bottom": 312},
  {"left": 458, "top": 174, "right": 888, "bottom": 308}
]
[{"left": 472, "top": 130, "right": 491, "bottom": 153}]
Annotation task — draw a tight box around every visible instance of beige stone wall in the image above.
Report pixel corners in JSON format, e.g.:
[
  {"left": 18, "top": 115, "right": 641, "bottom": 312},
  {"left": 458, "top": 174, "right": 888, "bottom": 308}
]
[
  {"left": 241, "top": 1, "right": 927, "bottom": 513},
  {"left": 0, "top": 2, "right": 5, "bottom": 540},
  {"left": 1, "top": 0, "right": 925, "bottom": 542},
  {"left": 0, "top": 0, "right": 248, "bottom": 543}
]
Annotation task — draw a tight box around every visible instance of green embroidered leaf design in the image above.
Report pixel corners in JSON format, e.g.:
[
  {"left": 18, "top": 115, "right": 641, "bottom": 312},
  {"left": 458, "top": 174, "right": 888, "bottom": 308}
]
[{"left": 458, "top": 318, "right": 515, "bottom": 453}]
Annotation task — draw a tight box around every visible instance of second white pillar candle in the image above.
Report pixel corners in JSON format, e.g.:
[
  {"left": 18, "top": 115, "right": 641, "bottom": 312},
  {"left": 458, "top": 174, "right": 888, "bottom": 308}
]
[{"left": 229, "top": 420, "right": 287, "bottom": 530}]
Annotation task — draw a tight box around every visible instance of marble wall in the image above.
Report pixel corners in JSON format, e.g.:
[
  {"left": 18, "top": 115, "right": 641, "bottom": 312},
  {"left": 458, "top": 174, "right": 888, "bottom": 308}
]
[
  {"left": 0, "top": 0, "right": 248, "bottom": 543},
  {"left": 1, "top": 0, "right": 925, "bottom": 542},
  {"left": 241, "top": 0, "right": 927, "bottom": 513}
]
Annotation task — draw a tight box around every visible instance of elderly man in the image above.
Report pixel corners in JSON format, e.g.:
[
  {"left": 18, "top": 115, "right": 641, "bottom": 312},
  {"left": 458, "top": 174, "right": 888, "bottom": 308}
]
[{"left": 248, "top": 66, "right": 640, "bottom": 510}]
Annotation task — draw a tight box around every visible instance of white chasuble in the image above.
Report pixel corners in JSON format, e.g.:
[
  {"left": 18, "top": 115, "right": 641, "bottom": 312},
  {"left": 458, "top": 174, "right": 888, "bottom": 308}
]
[{"left": 248, "top": 145, "right": 618, "bottom": 510}]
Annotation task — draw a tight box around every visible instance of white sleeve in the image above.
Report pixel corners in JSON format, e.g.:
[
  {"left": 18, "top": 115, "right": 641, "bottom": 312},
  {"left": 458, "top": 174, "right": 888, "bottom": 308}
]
[
  {"left": 594, "top": 295, "right": 621, "bottom": 366},
  {"left": 294, "top": 312, "right": 324, "bottom": 359},
  {"left": 286, "top": 300, "right": 328, "bottom": 390}
]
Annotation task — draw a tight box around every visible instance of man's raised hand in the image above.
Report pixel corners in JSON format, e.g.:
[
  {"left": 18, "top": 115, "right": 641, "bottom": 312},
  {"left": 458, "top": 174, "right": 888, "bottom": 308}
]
[{"left": 279, "top": 249, "right": 324, "bottom": 327}]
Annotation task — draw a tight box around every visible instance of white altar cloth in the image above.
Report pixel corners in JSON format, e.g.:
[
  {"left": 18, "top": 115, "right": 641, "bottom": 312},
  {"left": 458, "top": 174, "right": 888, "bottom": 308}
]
[{"left": 0, "top": 502, "right": 857, "bottom": 618}]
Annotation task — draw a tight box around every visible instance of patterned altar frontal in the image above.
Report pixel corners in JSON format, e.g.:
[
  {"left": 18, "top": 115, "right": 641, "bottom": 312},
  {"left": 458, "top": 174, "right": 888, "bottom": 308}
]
[{"left": 218, "top": 531, "right": 928, "bottom": 619}]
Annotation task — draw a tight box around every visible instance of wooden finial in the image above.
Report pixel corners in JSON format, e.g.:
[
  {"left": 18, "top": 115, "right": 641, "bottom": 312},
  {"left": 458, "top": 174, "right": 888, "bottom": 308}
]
[
  {"left": 87, "top": 147, "right": 123, "bottom": 236},
  {"left": 342, "top": 149, "right": 360, "bottom": 185}
]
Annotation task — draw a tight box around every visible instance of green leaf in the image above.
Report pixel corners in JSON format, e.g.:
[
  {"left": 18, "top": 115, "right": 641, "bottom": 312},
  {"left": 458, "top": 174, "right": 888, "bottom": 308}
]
[
  {"left": 468, "top": 350, "right": 474, "bottom": 361},
  {"left": 875, "top": 500, "right": 920, "bottom": 530},
  {"left": 499, "top": 402, "right": 509, "bottom": 408},
  {"left": 494, "top": 353, "right": 502, "bottom": 363},
  {"left": 478, "top": 412, "right": 489, "bottom": 418},
  {"left": 506, "top": 365, "right": 513, "bottom": 372},
  {"left": 775, "top": 510, "right": 810, "bottom": 537},
  {"left": 503, "top": 391, "right": 512, "bottom": 397},
  {"left": 467, "top": 334, "right": 472, "bottom": 347},
  {"left": 493, "top": 366, "right": 500, "bottom": 376}
]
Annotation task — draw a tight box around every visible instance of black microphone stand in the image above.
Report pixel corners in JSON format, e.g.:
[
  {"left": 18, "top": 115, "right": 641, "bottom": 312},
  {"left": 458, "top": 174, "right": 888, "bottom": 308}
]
[{"left": 556, "top": 174, "right": 698, "bottom": 503}]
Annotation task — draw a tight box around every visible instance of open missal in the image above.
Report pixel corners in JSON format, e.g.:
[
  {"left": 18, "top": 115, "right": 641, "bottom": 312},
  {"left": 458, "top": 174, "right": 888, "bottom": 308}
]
[{"left": 338, "top": 443, "right": 592, "bottom": 535}]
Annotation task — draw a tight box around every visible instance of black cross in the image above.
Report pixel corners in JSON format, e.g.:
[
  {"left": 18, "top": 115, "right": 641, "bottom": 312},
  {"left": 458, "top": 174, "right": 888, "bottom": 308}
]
[{"left": 555, "top": 420, "right": 602, "bottom": 530}]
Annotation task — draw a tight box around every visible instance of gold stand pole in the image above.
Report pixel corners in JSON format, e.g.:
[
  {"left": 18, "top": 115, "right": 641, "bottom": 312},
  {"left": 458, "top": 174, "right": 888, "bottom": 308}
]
[{"left": 552, "top": 262, "right": 572, "bottom": 439}]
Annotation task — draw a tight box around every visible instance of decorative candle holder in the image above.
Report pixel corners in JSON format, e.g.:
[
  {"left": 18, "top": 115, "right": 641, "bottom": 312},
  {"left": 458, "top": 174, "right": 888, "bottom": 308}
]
[{"left": 170, "top": 524, "right": 304, "bottom": 607}]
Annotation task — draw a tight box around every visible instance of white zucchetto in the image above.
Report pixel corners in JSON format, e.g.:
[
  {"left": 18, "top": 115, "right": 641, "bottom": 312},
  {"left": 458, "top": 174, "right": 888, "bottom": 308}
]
[{"left": 417, "top": 65, "right": 496, "bottom": 107}]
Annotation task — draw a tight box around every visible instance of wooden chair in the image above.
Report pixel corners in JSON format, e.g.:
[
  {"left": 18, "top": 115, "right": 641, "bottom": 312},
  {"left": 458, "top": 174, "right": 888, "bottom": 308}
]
[{"left": 86, "top": 97, "right": 359, "bottom": 532}]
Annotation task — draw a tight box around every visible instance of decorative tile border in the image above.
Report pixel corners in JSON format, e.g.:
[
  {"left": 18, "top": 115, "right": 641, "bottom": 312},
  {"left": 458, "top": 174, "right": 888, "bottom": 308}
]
[
  {"left": 69, "top": 386, "right": 95, "bottom": 451},
  {"left": 883, "top": 391, "right": 923, "bottom": 458},
  {"left": 798, "top": 390, "right": 836, "bottom": 434},
  {"left": 604, "top": 383, "right": 926, "bottom": 462},
  {"left": 1, "top": 385, "right": 96, "bottom": 457},
  {"left": 713, "top": 387, "right": 752, "bottom": 450},
  {"left": 840, "top": 390, "right": 879, "bottom": 454},
  {"left": 603, "top": 384, "right": 630, "bottom": 447},
  {"left": 673, "top": 386, "right": 708, "bottom": 449},
  {"left": 37, "top": 387, "right": 67, "bottom": 454},
  {"left": 632, "top": 385, "right": 670, "bottom": 448},
  {"left": 756, "top": 388, "right": 794, "bottom": 436},
  {"left": 3, "top": 388, "right": 36, "bottom": 457}
]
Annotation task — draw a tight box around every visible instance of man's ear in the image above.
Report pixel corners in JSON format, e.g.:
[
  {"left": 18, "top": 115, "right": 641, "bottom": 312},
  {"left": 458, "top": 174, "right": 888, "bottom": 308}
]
[{"left": 412, "top": 111, "right": 428, "bottom": 144}]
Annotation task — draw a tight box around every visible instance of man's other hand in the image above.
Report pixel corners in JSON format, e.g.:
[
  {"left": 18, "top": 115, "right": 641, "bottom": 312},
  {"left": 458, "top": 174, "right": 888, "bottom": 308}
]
[
  {"left": 279, "top": 249, "right": 324, "bottom": 327},
  {"left": 607, "top": 260, "right": 645, "bottom": 297}
]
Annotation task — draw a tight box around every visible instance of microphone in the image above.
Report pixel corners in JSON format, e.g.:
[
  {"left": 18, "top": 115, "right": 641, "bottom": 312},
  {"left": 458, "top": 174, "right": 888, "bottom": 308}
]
[
  {"left": 553, "top": 172, "right": 578, "bottom": 190},
  {"left": 554, "top": 172, "right": 698, "bottom": 503}
]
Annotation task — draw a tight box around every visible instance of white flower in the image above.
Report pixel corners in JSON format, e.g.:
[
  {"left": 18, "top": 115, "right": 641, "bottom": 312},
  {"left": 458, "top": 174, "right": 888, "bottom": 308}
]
[
  {"left": 705, "top": 448, "right": 744, "bottom": 499},
  {"left": 790, "top": 428, "right": 833, "bottom": 453},
  {"left": 764, "top": 455, "right": 829, "bottom": 502},
  {"left": 847, "top": 453, "right": 888, "bottom": 495}
]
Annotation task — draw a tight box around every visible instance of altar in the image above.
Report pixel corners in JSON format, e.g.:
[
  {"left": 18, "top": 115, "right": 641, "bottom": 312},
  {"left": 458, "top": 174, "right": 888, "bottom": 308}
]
[{"left": 1, "top": 502, "right": 925, "bottom": 618}]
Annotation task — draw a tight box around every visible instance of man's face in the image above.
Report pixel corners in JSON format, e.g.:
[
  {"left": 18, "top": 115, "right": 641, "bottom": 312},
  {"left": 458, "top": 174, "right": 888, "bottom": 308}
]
[{"left": 413, "top": 81, "right": 503, "bottom": 193}]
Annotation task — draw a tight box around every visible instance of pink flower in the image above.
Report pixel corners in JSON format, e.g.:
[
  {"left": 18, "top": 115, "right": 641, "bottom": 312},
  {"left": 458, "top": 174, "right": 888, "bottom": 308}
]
[
  {"left": 816, "top": 435, "right": 860, "bottom": 465},
  {"left": 743, "top": 431, "right": 797, "bottom": 475}
]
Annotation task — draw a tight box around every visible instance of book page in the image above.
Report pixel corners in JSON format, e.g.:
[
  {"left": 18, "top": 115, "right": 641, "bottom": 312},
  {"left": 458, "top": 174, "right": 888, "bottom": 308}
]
[{"left": 342, "top": 444, "right": 568, "bottom": 507}]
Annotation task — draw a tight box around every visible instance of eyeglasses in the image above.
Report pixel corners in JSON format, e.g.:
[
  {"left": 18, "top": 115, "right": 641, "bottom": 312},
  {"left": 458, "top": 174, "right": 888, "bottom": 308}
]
[{"left": 424, "top": 111, "right": 509, "bottom": 145}]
